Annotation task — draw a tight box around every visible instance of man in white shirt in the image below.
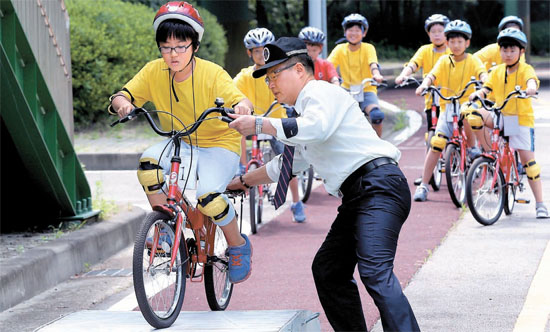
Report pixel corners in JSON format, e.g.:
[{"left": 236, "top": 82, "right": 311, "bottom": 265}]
[{"left": 227, "top": 37, "right": 419, "bottom": 332}]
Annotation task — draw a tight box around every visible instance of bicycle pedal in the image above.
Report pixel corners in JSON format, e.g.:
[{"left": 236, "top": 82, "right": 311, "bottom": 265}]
[{"left": 515, "top": 198, "right": 530, "bottom": 204}]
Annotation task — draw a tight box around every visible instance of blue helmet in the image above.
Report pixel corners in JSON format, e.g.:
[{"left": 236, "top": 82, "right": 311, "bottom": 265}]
[
  {"left": 497, "top": 28, "right": 527, "bottom": 49},
  {"left": 424, "top": 14, "right": 450, "bottom": 32},
  {"left": 342, "top": 13, "right": 368, "bottom": 33},
  {"left": 498, "top": 16, "right": 524, "bottom": 32},
  {"left": 243, "top": 28, "right": 275, "bottom": 49},
  {"left": 299, "top": 26, "right": 326, "bottom": 44},
  {"left": 444, "top": 20, "right": 472, "bottom": 40}
]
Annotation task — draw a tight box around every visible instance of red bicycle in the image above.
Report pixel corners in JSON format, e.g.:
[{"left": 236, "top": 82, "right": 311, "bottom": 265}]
[
  {"left": 111, "top": 98, "right": 241, "bottom": 329},
  {"left": 396, "top": 77, "right": 443, "bottom": 191},
  {"left": 465, "top": 87, "right": 535, "bottom": 225},
  {"left": 421, "top": 78, "right": 482, "bottom": 207}
]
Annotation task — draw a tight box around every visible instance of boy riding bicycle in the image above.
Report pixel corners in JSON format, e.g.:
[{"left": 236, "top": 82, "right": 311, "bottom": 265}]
[
  {"left": 395, "top": 14, "right": 451, "bottom": 185},
  {"left": 298, "top": 26, "right": 340, "bottom": 85},
  {"left": 468, "top": 28, "right": 548, "bottom": 218},
  {"left": 328, "top": 13, "right": 385, "bottom": 137},
  {"left": 108, "top": 1, "right": 253, "bottom": 283},
  {"left": 414, "top": 19, "right": 487, "bottom": 202},
  {"left": 234, "top": 28, "right": 306, "bottom": 222},
  {"left": 474, "top": 16, "right": 525, "bottom": 72}
]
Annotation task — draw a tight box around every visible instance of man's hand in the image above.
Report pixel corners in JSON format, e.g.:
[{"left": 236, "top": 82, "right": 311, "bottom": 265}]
[
  {"left": 228, "top": 114, "right": 257, "bottom": 136},
  {"left": 227, "top": 176, "right": 248, "bottom": 192},
  {"left": 234, "top": 99, "right": 253, "bottom": 115}
]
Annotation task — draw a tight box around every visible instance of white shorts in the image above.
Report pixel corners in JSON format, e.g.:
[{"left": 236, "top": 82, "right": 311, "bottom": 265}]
[{"left": 493, "top": 114, "right": 535, "bottom": 151}]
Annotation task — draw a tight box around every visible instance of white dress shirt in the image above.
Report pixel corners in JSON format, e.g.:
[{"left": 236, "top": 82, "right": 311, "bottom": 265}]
[{"left": 266, "top": 80, "right": 401, "bottom": 196}]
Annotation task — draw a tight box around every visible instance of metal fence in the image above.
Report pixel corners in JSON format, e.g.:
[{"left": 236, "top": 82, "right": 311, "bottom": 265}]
[{"left": 11, "top": 0, "right": 73, "bottom": 137}]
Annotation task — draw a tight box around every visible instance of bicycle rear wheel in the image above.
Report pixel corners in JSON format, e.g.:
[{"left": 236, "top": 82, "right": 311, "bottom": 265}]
[
  {"left": 445, "top": 144, "right": 467, "bottom": 208},
  {"left": 204, "top": 223, "right": 233, "bottom": 310},
  {"left": 248, "top": 163, "right": 261, "bottom": 234},
  {"left": 466, "top": 157, "right": 505, "bottom": 225},
  {"left": 298, "top": 166, "right": 314, "bottom": 203},
  {"left": 133, "top": 211, "right": 187, "bottom": 329}
]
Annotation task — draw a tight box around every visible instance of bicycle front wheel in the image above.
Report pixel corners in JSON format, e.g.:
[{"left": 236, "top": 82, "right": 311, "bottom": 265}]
[
  {"left": 427, "top": 131, "right": 442, "bottom": 191},
  {"left": 466, "top": 157, "right": 505, "bottom": 225},
  {"left": 445, "top": 144, "right": 467, "bottom": 208},
  {"left": 133, "top": 211, "right": 187, "bottom": 329},
  {"left": 504, "top": 151, "right": 520, "bottom": 215},
  {"left": 204, "top": 223, "right": 233, "bottom": 310},
  {"left": 248, "top": 163, "right": 261, "bottom": 234},
  {"left": 298, "top": 166, "right": 314, "bottom": 203}
]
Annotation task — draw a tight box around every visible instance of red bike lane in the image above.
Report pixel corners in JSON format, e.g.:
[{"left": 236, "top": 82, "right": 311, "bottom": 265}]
[{"left": 181, "top": 89, "right": 462, "bottom": 331}]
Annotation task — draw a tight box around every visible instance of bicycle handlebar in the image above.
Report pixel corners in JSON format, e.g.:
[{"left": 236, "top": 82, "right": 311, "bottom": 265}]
[
  {"left": 472, "top": 86, "right": 538, "bottom": 112},
  {"left": 110, "top": 97, "right": 235, "bottom": 138},
  {"left": 421, "top": 78, "right": 482, "bottom": 101},
  {"left": 361, "top": 78, "right": 388, "bottom": 87},
  {"left": 395, "top": 76, "right": 420, "bottom": 88}
]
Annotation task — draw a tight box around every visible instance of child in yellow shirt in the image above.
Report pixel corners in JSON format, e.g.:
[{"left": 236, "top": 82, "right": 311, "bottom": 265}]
[
  {"left": 413, "top": 20, "right": 487, "bottom": 202},
  {"left": 474, "top": 16, "right": 525, "bottom": 72},
  {"left": 468, "top": 29, "right": 547, "bottom": 218},
  {"left": 108, "top": 1, "right": 253, "bottom": 283},
  {"left": 328, "top": 13, "right": 385, "bottom": 137}
]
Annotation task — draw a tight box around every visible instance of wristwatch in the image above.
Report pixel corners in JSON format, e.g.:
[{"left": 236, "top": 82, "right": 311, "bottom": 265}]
[{"left": 255, "top": 117, "right": 263, "bottom": 135}]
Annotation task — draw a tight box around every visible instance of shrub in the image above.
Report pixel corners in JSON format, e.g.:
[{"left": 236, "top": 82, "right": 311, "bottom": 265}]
[
  {"left": 531, "top": 21, "right": 549, "bottom": 56},
  {"left": 67, "top": 0, "right": 227, "bottom": 128}
]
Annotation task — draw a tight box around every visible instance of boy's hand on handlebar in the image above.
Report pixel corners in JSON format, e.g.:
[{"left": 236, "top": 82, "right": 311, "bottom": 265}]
[
  {"left": 526, "top": 86, "right": 537, "bottom": 96},
  {"left": 415, "top": 85, "right": 427, "bottom": 96},
  {"left": 116, "top": 102, "right": 135, "bottom": 119},
  {"left": 469, "top": 90, "right": 483, "bottom": 102},
  {"left": 395, "top": 75, "right": 406, "bottom": 85},
  {"left": 373, "top": 73, "right": 384, "bottom": 84}
]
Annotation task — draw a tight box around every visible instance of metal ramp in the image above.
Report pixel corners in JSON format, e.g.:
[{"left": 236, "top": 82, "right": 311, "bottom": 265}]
[
  {"left": 1, "top": 0, "right": 98, "bottom": 223},
  {"left": 37, "top": 310, "right": 321, "bottom": 332}
]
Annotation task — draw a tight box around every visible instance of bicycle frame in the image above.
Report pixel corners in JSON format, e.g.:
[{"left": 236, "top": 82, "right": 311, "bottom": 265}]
[{"left": 111, "top": 100, "right": 235, "bottom": 282}]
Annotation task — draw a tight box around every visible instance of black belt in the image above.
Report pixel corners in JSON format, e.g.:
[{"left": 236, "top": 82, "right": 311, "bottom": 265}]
[{"left": 340, "top": 157, "right": 397, "bottom": 194}]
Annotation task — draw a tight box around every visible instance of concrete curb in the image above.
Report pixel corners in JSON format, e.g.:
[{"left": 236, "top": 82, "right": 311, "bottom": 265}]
[{"left": 0, "top": 208, "right": 146, "bottom": 311}]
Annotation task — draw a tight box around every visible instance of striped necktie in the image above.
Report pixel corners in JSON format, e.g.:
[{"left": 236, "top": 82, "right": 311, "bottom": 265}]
[
  {"left": 273, "top": 106, "right": 298, "bottom": 210},
  {"left": 273, "top": 143, "right": 295, "bottom": 209}
]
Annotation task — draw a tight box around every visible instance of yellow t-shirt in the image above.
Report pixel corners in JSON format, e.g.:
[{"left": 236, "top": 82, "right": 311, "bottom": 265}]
[
  {"left": 474, "top": 43, "right": 526, "bottom": 72},
  {"left": 430, "top": 53, "right": 486, "bottom": 108},
  {"left": 408, "top": 44, "right": 451, "bottom": 109},
  {"left": 233, "top": 65, "right": 287, "bottom": 118},
  {"left": 484, "top": 62, "right": 539, "bottom": 127},
  {"left": 121, "top": 58, "right": 245, "bottom": 154},
  {"left": 328, "top": 42, "right": 378, "bottom": 93}
]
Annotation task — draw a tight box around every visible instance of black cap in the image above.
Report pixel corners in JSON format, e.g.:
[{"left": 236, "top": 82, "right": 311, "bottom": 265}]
[{"left": 252, "top": 37, "right": 308, "bottom": 78}]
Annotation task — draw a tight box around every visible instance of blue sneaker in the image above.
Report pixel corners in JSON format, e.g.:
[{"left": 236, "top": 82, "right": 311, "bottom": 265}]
[
  {"left": 146, "top": 226, "right": 172, "bottom": 255},
  {"left": 291, "top": 201, "right": 306, "bottom": 223},
  {"left": 228, "top": 234, "right": 252, "bottom": 283},
  {"left": 467, "top": 147, "right": 482, "bottom": 161}
]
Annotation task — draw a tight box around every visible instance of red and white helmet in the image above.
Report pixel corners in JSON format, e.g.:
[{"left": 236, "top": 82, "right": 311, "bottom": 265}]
[{"left": 153, "top": 1, "right": 204, "bottom": 42}]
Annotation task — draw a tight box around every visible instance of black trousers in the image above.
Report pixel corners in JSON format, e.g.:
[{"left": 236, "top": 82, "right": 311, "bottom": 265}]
[{"left": 312, "top": 164, "right": 420, "bottom": 331}]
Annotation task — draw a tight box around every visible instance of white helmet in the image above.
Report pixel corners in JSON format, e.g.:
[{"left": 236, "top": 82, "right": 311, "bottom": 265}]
[
  {"left": 244, "top": 28, "right": 275, "bottom": 49},
  {"left": 299, "top": 26, "right": 326, "bottom": 44}
]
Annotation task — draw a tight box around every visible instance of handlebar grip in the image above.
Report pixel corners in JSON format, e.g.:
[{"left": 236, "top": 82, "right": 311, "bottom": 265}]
[
  {"left": 220, "top": 116, "right": 233, "bottom": 123},
  {"left": 110, "top": 108, "right": 140, "bottom": 127}
]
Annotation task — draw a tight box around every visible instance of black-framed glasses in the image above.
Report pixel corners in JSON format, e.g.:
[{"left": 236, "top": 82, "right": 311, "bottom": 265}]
[
  {"left": 158, "top": 43, "right": 193, "bottom": 54},
  {"left": 265, "top": 62, "right": 297, "bottom": 85}
]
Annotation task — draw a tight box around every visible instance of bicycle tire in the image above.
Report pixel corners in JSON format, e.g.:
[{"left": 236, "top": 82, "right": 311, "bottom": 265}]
[
  {"left": 466, "top": 157, "right": 505, "bottom": 225},
  {"left": 426, "top": 131, "right": 442, "bottom": 191},
  {"left": 248, "top": 163, "right": 261, "bottom": 234},
  {"left": 299, "top": 166, "right": 314, "bottom": 203},
  {"left": 504, "top": 152, "right": 519, "bottom": 215},
  {"left": 133, "top": 211, "right": 187, "bottom": 329},
  {"left": 204, "top": 223, "right": 234, "bottom": 310},
  {"left": 445, "top": 144, "right": 467, "bottom": 208}
]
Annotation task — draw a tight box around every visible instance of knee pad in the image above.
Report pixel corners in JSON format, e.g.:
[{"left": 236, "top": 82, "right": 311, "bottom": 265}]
[
  {"left": 467, "top": 110, "right": 484, "bottom": 131},
  {"left": 524, "top": 159, "right": 541, "bottom": 181},
  {"left": 137, "top": 158, "right": 165, "bottom": 194},
  {"left": 368, "top": 107, "right": 385, "bottom": 124},
  {"left": 197, "top": 192, "right": 235, "bottom": 226},
  {"left": 430, "top": 132, "right": 447, "bottom": 153}
]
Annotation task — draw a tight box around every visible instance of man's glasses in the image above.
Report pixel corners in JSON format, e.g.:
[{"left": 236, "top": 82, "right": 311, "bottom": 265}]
[
  {"left": 265, "top": 62, "right": 296, "bottom": 85},
  {"left": 158, "top": 44, "right": 193, "bottom": 54}
]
